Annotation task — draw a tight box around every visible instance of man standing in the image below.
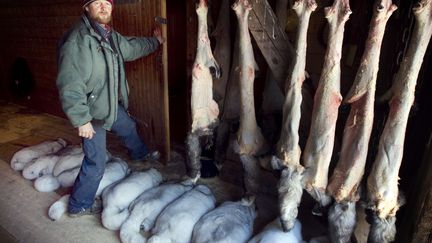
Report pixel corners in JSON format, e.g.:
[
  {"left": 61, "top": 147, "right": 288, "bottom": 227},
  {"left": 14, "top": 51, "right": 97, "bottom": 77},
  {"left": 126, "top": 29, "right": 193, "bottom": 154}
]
[{"left": 56, "top": 0, "right": 164, "bottom": 216}]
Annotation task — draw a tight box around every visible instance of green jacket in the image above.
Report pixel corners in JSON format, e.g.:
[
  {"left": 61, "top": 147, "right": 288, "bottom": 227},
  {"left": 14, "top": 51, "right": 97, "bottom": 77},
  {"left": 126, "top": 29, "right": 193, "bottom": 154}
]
[{"left": 56, "top": 14, "right": 160, "bottom": 130}]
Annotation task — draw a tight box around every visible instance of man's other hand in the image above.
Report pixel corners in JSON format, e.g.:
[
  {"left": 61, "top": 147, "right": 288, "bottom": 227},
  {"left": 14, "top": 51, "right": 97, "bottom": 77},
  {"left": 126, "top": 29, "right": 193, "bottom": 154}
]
[
  {"left": 79, "top": 122, "right": 96, "bottom": 139},
  {"left": 153, "top": 27, "right": 165, "bottom": 44}
]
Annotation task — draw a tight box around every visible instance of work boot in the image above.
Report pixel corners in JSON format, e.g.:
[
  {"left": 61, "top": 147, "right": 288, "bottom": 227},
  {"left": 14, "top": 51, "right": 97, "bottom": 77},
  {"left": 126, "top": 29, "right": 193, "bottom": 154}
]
[
  {"left": 130, "top": 151, "right": 161, "bottom": 170},
  {"left": 142, "top": 151, "right": 161, "bottom": 161},
  {"left": 68, "top": 198, "right": 102, "bottom": 217}
]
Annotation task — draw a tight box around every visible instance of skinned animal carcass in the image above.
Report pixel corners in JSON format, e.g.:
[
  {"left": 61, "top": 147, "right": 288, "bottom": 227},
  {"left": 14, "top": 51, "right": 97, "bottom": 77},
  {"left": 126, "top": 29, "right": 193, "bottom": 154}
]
[
  {"left": 367, "top": 1, "right": 432, "bottom": 242},
  {"left": 302, "top": 0, "right": 351, "bottom": 207},
  {"left": 187, "top": 0, "right": 221, "bottom": 180},
  {"left": 271, "top": 0, "right": 316, "bottom": 231},
  {"left": 326, "top": 1, "right": 397, "bottom": 242}
]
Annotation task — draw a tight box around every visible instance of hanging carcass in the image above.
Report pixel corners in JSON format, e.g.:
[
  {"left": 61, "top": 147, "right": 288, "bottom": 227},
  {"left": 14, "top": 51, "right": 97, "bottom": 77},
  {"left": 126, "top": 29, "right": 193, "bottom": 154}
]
[
  {"left": 187, "top": 0, "right": 221, "bottom": 180},
  {"left": 232, "top": 0, "right": 269, "bottom": 194},
  {"left": 271, "top": 0, "right": 317, "bottom": 232},
  {"left": 325, "top": 1, "right": 397, "bottom": 242},
  {"left": 302, "top": 0, "right": 351, "bottom": 208},
  {"left": 367, "top": 1, "right": 432, "bottom": 242}
]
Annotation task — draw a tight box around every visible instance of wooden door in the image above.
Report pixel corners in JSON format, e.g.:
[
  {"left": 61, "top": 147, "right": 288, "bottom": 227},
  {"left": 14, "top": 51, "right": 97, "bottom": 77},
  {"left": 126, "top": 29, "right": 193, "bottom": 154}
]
[{"left": 113, "top": 0, "right": 170, "bottom": 160}]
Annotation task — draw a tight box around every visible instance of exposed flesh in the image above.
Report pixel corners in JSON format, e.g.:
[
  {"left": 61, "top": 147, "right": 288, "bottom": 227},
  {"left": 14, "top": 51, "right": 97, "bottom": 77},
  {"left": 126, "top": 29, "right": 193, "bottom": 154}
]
[
  {"left": 367, "top": 0, "right": 432, "bottom": 219},
  {"left": 327, "top": 0, "right": 397, "bottom": 203},
  {"left": 302, "top": 0, "right": 351, "bottom": 206}
]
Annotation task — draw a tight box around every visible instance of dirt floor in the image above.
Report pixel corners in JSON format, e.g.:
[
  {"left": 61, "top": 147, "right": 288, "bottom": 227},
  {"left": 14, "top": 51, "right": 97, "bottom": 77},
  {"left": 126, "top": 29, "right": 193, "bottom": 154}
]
[{"left": 0, "top": 101, "right": 340, "bottom": 243}]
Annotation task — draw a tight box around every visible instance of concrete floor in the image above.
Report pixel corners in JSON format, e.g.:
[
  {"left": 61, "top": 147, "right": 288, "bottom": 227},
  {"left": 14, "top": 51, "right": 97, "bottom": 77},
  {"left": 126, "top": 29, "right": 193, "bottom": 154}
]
[{"left": 0, "top": 101, "right": 334, "bottom": 243}]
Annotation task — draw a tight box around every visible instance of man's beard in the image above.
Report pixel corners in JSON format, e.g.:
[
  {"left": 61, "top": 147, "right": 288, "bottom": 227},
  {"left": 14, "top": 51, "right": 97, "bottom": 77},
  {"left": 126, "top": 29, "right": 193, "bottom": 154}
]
[{"left": 88, "top": 11, "right": 112, "bottom": 25}]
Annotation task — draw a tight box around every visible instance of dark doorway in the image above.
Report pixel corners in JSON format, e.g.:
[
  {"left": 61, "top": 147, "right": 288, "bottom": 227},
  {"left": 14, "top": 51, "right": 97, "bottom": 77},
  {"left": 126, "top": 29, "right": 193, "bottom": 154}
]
[{"left": 167, "top": 0, "right": 188, "bottom": 146}]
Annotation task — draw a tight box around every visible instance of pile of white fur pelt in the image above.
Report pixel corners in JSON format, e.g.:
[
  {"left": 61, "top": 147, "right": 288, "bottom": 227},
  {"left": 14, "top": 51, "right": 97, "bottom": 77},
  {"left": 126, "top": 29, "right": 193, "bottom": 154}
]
[
  {"left": 11, "top": 138, "right": 80, "bottom": 191},
  {"left": 9, "top": 138, "right": 120, "bottom": 193}
]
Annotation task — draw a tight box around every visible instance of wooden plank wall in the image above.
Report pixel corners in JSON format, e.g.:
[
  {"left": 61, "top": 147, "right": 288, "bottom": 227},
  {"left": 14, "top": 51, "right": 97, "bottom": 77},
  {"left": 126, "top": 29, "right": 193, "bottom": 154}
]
[
  {"left": 0, "top": 0, "right": 81, "bottom": 116},
  {"left": 0, "top": 0, "right": 169, "bottom": 158}
]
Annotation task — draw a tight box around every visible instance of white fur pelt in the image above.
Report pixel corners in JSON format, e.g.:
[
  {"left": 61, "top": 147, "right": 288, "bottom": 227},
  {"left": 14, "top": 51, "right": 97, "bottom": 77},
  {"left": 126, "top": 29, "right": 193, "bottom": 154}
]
[
  {"left": 95, "top": 157, "right": 130, "bottom": 197},
  {"left": 57, "top": 167, "right": 80, "bottom": 188},
  {"left": 10, "top": 138, "right": 67, "bottom": 171},
  {"left": 148, "top": 185, "right": 216, "bottom": 243},
  {"left": 102, "top": 169, "right": 163, "bottom": 231},
  {"left": 52, "top": 152, "right": 84, "bottom": 177},
  {"left": 47, "top": 158, "right": 130, "bottom": 221},
  {"left": 191, "top": 196, "right": 257, "bottom": 243},
  {"left": 248, "top": 218, "right": 303, "bottom": 243},
  {"left": 278, "top": 165, "right": 303, "bottom": 231},
  {"left": 22, "top": 155, "right": 60, "bottom": 180},
  {"left": 21, "top": 145, "right": 81, "bottom": 180},
  {"left": 328, "top": 201, "right": 356, "bottom": 243},
  {"left": 34, "top": 174, "right": 60, "bottom": 192},
  {"left": 120, "top": 181, "right": 194, "bottom": 243},
  {"left": 48, "top": 194, "right": 70, "bottom": 221}
]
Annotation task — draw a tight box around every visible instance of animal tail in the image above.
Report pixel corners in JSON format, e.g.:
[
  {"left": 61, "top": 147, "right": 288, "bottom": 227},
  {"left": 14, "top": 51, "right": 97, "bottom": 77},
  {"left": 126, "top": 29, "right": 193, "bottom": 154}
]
[{"left": 48, "top": 194, "right": 70, "bottom": 221}]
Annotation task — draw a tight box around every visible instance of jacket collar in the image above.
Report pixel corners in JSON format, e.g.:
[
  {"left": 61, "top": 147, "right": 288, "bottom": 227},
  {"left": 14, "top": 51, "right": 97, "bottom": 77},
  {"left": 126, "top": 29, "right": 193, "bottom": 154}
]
[
  {"left": 82, "top": 14, "right": 101, "bottom": 40},
  {"left": 82, "top": 14, "right": 115, "bottom": 51}
]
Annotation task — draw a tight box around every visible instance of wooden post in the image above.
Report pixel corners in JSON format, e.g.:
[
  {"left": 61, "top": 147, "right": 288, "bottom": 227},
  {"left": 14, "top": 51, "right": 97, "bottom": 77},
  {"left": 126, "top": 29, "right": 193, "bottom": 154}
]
[
  {"left": 399, "top": 133, "right": 432, "bottom": 242},
  {"left": 160, "top": 0, "right": 170, "bottom": 162}
]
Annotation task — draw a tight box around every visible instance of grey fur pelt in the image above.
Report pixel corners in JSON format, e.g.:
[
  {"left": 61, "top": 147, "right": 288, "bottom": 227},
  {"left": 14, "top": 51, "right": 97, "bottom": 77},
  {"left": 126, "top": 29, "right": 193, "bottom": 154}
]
[
  {"left": 186, "top": 132, "right": 201, "bottom": 179},
  {"left": 328, "top": 201, "right": 356, "bottom": 243},
  {"left": 278, "top": 165, "right": 303, "bottom": 232},
  {"left": 367, "top": 213, "right": 396, "bottom": 243}
]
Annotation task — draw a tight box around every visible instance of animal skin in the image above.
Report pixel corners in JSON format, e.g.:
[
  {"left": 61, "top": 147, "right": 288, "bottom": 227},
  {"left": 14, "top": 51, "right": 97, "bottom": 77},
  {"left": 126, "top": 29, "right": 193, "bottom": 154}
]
[
  {"left": 191, "top": 197, "right": 257, "bottom": 243},
  {"left": 120, "top": 181, "right": 193, "bottom": 243},
  {"left": 22, "top": 145, "right": 82, "bottom": 180},
  {"left": 248, "top": 217, "right": 303, "bottom": 243},
  {"left": 10, "top": 138, "right": 67, "bottom": 171},
  {"left": 34, "top": 174, "right": 60, "bottom": 192},
  {"left": 102, "top": 169, "right": 162, "bottom": 231},
  {"left": 48, "top": 158, "right": 130, "bottom": 221},
  {"left": 148, "top": 185, "right": 216, "bottom": 243}
]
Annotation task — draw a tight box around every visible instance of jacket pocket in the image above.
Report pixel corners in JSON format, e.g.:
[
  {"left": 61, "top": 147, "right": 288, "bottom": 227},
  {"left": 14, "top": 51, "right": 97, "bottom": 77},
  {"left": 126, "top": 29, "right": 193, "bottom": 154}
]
[{"left": 86, "top": 80, "right": 104, "bottom": 106}]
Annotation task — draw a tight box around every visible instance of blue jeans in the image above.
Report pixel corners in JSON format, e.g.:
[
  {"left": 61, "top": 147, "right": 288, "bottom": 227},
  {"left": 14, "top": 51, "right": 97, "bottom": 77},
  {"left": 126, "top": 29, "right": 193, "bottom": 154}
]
[{"left": 68, "top": 105, "right": 148, "bottom": 212}]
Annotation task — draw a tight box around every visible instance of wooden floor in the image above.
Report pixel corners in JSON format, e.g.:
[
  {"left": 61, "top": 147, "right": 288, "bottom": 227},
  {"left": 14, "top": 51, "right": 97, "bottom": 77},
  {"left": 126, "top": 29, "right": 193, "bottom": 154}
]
[{"left": 0, "top": 101, "right": 335, "bottom": 242}]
